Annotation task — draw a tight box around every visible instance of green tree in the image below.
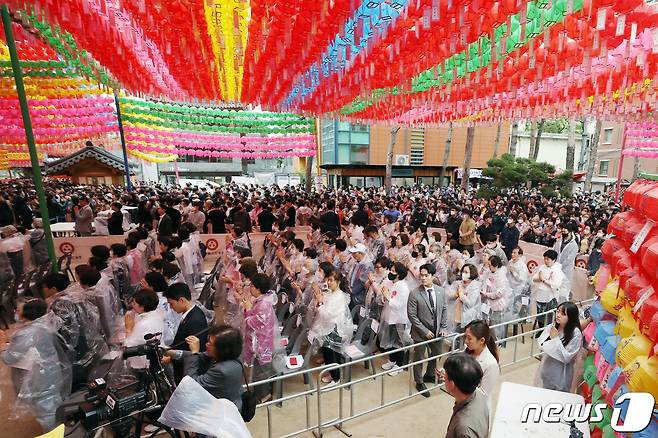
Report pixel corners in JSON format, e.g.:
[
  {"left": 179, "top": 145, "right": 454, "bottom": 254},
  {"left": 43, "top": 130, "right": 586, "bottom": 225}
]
[
  {"left": 541, "top": 118, "right": 584, "bottom": 135},
  {"left": 478, "top": 153, "right": 573, "bottom": 198}
]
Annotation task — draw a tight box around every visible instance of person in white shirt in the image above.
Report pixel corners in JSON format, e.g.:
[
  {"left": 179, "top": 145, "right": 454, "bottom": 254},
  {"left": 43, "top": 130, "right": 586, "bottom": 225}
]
[
  {"left": 464, "top": 320, "right": 500, "bottom": 409},
  {"left": 531, "top": 249, "right": 565, "bottom": 333},
  {"left": 480, "top": 256, "right": 512, "bottom": 341},
  {"left": 507, "top": 247, "right": 531, "bottom": 322},
  {"left": 124, "top": 289, "right": 165, "bottom": 369},
  {"left": 373, "top": 262, "right": 413, "bottom": 375}
]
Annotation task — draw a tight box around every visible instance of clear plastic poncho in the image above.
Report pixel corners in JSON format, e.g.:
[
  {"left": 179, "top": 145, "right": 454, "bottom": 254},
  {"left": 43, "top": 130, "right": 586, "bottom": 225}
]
[
  {"left": 535, "top": 326, "right": 583, "bottom": 392},
  {"left": 308, "top": 289, "right": 355, "bottom": 352},
  {"left": 0, "top": 312, "right": 72, "bottom": 431},
  {"left": 507, "top": 256, "right": 531, "bottom": 320},
  {"left": 243, "top": 292, "right": 285, "bottom": 373},
  {"left": 158, "top": 376, "right": 251, "bottom": 438},
  {"left": 91, "top": 268, "right": 126, "bottom": 347},
  {"left": 48, "top": 285, "right": 110, "bottom": 383}
]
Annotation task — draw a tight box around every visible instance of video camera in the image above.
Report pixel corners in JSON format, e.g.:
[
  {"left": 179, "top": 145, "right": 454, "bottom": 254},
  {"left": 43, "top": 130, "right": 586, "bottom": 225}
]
[{"left": 57, "top": 334, "right": 177, "bottom": 438}]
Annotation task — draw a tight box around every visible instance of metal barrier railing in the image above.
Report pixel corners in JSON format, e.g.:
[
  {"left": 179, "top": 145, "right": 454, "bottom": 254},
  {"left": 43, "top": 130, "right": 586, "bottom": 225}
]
[{"left": 247, "top": 298, "right": 596, "bottom": 438}]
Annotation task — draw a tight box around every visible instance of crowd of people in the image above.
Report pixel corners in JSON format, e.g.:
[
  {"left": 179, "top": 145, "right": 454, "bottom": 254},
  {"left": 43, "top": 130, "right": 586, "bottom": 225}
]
[{"left": 0, "top": 178, "right": 610, "bottom": 436}]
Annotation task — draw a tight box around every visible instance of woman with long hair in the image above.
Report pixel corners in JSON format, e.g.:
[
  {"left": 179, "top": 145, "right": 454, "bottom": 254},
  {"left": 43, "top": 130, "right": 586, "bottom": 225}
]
[
  {"left": 464, "top": 320, "right": 500, "bottom": 407},
  {"left": 535, "top": 301, "right": 582, "bottom": 392}
]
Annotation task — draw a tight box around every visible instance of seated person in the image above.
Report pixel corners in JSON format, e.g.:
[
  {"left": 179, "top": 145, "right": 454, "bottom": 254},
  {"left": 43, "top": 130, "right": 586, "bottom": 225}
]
[{"left": 172, "top": 325, "right": 244, "bottom": 410}]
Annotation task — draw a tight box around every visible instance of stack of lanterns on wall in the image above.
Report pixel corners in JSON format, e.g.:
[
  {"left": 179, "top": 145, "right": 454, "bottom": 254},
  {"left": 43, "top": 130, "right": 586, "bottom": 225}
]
[{"left": 582, "top": 179, "right": 658, "bottom": 437}]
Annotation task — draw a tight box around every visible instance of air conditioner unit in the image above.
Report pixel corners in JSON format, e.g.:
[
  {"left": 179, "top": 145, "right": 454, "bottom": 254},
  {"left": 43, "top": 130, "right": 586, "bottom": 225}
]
[{"left": 395, "top": 154, "right": 410, "bottom": 165}]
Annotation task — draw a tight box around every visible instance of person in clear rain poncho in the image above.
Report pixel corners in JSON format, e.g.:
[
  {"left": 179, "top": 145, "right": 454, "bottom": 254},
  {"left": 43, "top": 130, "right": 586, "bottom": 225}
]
[
  {"left": 42, "top": 272, "right": 109, "bottom": 389},
  {"left": 308, "top": 270, "right": 355, "bottom": 385},
  {"left": 0, "top": 298, "right": 72, "bottom": 432},
  {"left": 506, "top": 247, "right": 531, "bottom": 322},
  {"left": 535, "top": 301, "right": 583, "bottom": 393},
  {"left": 236, "top": 273, "right": 283, "bottom": 403}
]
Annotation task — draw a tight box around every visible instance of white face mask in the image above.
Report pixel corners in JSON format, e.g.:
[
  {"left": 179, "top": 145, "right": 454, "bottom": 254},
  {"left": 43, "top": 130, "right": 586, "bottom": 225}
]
[{"left": 462, "top": 272, "right": 470, "bottom": 281}]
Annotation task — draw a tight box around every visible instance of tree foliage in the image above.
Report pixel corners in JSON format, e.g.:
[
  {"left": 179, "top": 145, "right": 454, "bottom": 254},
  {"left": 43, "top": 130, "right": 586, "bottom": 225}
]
[
  {"left": 478, "top": 153, "right": 573, "bottom": 198},
  {"left": 541, "top": 118, "right": 584, "bottom": 135}
]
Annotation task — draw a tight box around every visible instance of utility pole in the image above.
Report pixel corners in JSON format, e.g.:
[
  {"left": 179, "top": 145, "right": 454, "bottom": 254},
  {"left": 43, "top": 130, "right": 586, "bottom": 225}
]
[{"left": 2, "top": 5, "right": 56, "bottom": 266}]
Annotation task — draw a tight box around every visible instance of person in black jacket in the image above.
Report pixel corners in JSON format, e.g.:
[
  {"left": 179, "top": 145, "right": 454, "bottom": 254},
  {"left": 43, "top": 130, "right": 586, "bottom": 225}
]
[
  {"left": 179, "top": 325, "right": 244, "bottom": 410},
  {"left": 351, "top": 201, "right": 369, "bottom": 228},
  {"left": 107, "top": 202, "right": 124, "bottom": 235},
  {"left": 0, "top": 193, "right": 13, "bottom": 227},
  {"left": 320, "top": 199, "right": 341, "bottom": 237},
  {"left": 156, "top": 203, "right": 175, "bottom": 237},
  {"left": 445, "top": 207, "right": 462, "bottom": 242},
  {"left": 163, "top": 283, "right": 208, "bottom": 383}
]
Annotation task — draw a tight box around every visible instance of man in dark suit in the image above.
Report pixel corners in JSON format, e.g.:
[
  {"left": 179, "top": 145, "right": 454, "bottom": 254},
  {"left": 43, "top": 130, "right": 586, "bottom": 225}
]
[
  {"left": 107, "top": 202, "right": 124, "bottom": 235},
  {"left": 407, "top": 263, "right": 448, "bottom": 397},
  {"left": 156, "top": 203, "right": 175, "bottom": 237},
  {"left": 163, "top": 283, "right": 208, "bottom": 383},
  {"left": 320, "top": 199, "right": 341, "bottom": 237}
]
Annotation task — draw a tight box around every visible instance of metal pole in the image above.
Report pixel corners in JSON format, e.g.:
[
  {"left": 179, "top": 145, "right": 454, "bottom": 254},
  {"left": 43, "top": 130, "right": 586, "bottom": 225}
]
[
  {"left": 615, "top": 122, "right": 627, "bottom": 202},
  {"left": 113, "top": 91, "right": 133, "bottom": 192},
  {"left": 174, "top": 159, "right": 180, "bottom": 185},
  {"left": 1, "top": 5, "right": 56, "bottom": 266}
]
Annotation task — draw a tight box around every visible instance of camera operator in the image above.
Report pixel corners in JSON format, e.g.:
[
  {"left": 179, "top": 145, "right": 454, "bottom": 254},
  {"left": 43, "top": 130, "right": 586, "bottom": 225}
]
[
  {"left": 123, "top": 288, "right": 164, "bottom": 369},
  {"left": 42, "top": 272, "right": 109, "bottom": 389},
  {"left": 165, "top": 325, "right": 243, "bottom": 411},
  {"left": 0, "top": 298, "right": 72, "bottom": 432}
]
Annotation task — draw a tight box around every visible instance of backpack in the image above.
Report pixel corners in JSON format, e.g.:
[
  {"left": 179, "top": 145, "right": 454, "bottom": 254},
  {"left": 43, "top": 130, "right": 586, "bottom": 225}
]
[{"left": 238, "top": 361, "right": 258, "bottom": 422}]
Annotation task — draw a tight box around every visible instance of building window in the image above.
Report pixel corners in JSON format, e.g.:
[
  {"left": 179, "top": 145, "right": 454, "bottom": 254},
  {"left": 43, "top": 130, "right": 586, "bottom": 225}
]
[
  {"left": 351, "top": 124, "right": 369, "bottom": 132},
  {"left": 410, "top": 128, "right": 425, "bottom": 165},
  {"left": 599, "top": 160, "right": 609, "bottom": 176},
  {"left": 603, "top": 128, "right": 613, "bottom": 143}
]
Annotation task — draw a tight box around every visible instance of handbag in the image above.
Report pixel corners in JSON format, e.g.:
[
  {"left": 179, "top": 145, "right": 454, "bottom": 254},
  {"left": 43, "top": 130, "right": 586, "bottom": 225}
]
[{"left": 237, "top": 361, "right": 258, "bottom": 422}]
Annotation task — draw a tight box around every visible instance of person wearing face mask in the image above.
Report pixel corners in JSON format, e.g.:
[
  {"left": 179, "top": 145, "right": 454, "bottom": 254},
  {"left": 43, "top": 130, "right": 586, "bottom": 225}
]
[
  {"left": 445, "top": 207, "right": 462, "bottom": 243},
  {"left": 507, "top": 247, "right": 531, "bottom": 321},
  {"left": 365, "top": 256, "right": 393, "bottom": 321},
  {"left": 0, "top": 298, "right": 72, "bottom": 432},
  {"left": 552, "top": 222, "right": 579, "bottom": 301},
  {"left": 448, "top": 264, "right": 482, "bottom": 348},
  {"left": 374, "top": 262, "right": 412, "bottom": 376},
  {"left": 406, "top": 243, "right": 428, "bottom": 291},
  {"left": 479, "top": 256, "right": 512, "bottom": 341},
  {"left": 500, "top": 216, "right": 520, "bottom": 261},
  {"left": 531, "top": 250, "right": 565, "bottom": 332},
  {"left": 587, "top": 238, "right": 604, "bottom": 283}
]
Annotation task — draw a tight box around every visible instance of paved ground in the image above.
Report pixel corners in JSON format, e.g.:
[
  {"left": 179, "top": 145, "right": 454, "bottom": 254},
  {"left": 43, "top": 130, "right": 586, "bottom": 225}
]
[
  {"left": 245, "top": 331, "right": 541, "bottom": 438},
  {"left": 1, "top": 326, "right": 541, "bottom": 438}
]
